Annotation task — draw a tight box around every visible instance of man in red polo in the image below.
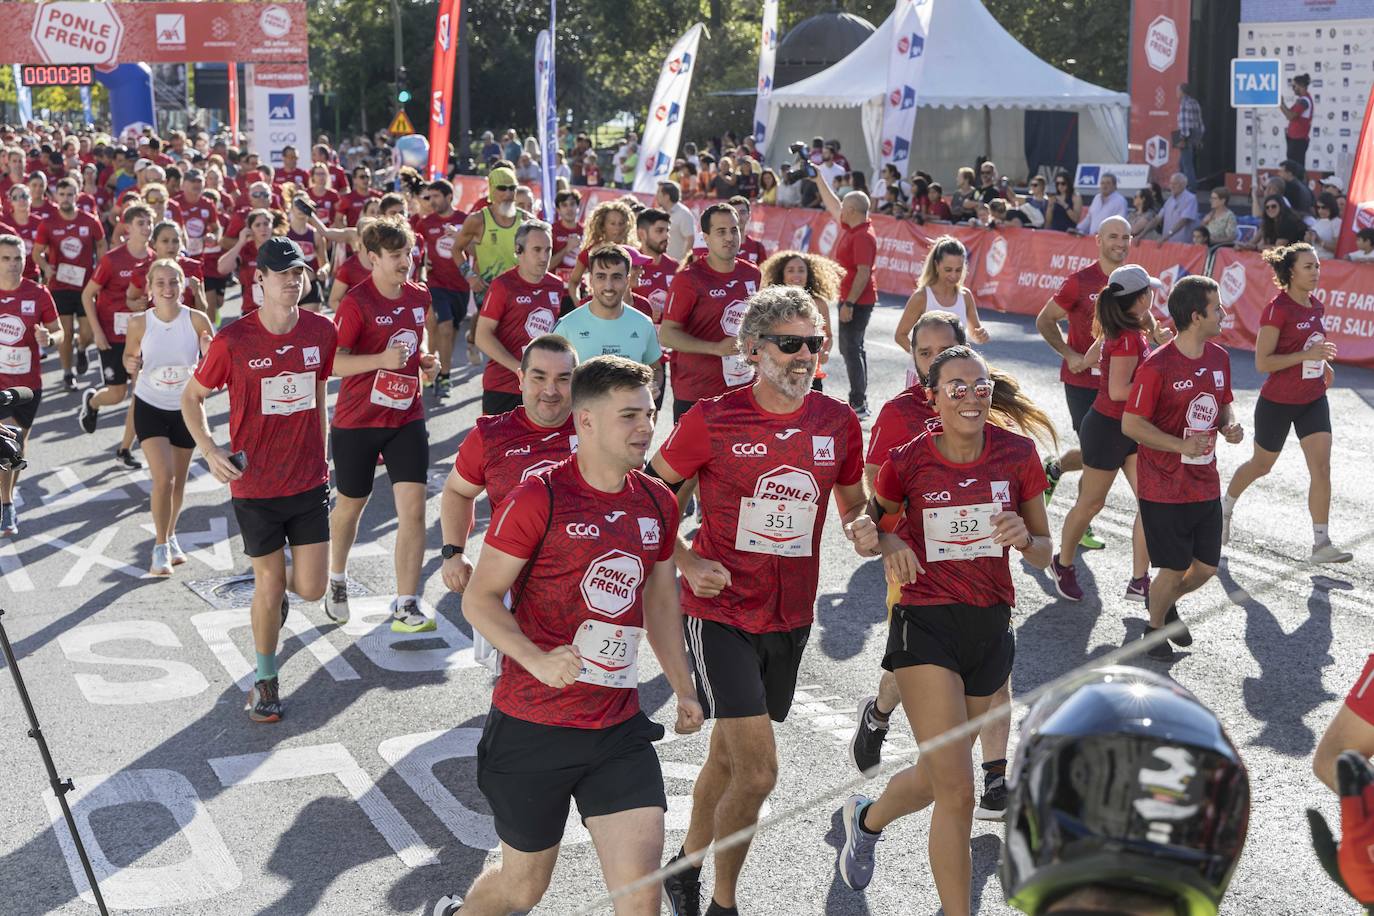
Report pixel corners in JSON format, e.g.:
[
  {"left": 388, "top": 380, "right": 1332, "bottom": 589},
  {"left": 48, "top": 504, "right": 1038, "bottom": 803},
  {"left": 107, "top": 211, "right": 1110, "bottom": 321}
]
[{"left": 816, "top": 173, "right": 877, "bottom": 418}]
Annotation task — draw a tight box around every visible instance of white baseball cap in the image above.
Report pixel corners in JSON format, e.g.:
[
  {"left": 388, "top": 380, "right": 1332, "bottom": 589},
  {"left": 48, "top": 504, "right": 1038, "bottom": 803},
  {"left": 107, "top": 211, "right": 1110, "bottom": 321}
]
[{"left": 1107, "top": 265, "right": 1164, "bottom": 296}]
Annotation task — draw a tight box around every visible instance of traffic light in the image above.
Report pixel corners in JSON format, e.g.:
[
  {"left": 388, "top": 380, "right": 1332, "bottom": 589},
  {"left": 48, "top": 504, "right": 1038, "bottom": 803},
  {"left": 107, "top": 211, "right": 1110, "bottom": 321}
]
[
  {"left": 398, "top": 88, "right": 412, "bottom": 103},
  {"left": 396, "top": 66, "right": 411, "bottom": 103}
]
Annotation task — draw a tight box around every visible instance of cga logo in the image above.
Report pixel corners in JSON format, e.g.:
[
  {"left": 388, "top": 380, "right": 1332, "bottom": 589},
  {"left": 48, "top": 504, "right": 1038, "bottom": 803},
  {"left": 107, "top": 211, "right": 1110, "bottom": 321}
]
[
  {"left": 566, "top": 522, "right": 601, "bottom": 538},
  {"left": 248, "top": 357, "right": 273, "bottom": 369},
  {"left": 268, "top": 94, "right": 295, "bottom": 121},
  {"left": 1172, "top": 379, "right": 1194, "bottom": 391},
  {"left": 923, "top": 490, "right": 952, "bottom": 502},
  {"left": 732, "top": 442, "right": 768, "bottom": 457},
  {"left": 580, "top": 550, "right": 645, "bottom": 618}
]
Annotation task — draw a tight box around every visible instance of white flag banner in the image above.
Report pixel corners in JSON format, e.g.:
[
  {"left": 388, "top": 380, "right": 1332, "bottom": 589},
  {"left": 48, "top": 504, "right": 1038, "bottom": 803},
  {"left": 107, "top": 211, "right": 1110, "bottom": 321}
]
[
  {"left": 633, "top": 23, "right": 706, "bottom": 194},
  {"left": 535, "top": 25, "right": 558, "bottom": 219},
  {"left": 879, "top": 0, "right": 933, "bottom": 172},
  {"left": 751, "top": 0, "right": 778, "bottom": 147}
]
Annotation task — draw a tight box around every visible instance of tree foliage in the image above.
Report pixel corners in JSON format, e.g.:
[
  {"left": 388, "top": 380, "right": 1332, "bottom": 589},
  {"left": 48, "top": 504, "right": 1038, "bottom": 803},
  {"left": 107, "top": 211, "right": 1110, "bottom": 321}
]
[{"left": 307, "top": 0, "right": 1128, "bottom": 147}]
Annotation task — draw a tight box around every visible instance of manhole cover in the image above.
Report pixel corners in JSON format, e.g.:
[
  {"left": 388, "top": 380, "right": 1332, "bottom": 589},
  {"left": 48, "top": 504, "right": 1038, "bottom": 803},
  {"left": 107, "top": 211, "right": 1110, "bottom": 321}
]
[{"left": 185, "top": 574, "right": 373, "bottom": 610}]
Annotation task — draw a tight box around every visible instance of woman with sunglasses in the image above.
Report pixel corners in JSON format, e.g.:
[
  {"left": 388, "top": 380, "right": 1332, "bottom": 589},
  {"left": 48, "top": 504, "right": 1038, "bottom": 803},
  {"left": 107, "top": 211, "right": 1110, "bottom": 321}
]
[
  {"left": 1047, "top": 172, "right": 1080, "bottom": 233},
  {"left": 1246, "top": 194, "right": 1308, "bottom": 251},
  {"left": 5, "top": 186, "right": 43, "bottom": 282},
  {"left": 836, "top": 345, "right": 1051, "bottom": 914},
  {"left": 218, "top": 208, "right": 275, "bottom": 315}
]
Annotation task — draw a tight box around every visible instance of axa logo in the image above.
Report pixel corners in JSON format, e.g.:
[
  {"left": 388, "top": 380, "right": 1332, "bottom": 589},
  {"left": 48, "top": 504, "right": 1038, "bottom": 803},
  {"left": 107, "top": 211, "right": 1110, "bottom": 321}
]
[
  {"left": 923, "top": 490, "right": 952, "bottom": 502},
  {"left": 248, "top": 357, "right": 273, "bottom": 369},
  {"left": 732, "top": 442, "right": 768, "bottom": 457},
  {"left": 776, "top": 428, "right": 801, "bottom": 440},
  {"left": 566, "top": 522, "right": 601, "bottom": 538},
  {"left": 268, "top": 94, "right": 295, "bottom": 121},
  {"left": 1172, "top": 379, "right": 1194, "bottom": 391}
]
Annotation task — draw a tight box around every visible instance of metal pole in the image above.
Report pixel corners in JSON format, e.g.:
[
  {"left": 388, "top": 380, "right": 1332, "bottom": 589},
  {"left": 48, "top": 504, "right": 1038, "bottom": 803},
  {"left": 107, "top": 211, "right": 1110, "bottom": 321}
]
[
  {"left": 389, "top": 0, "right": 404, "bottom": 96},
  {"left": 459, "top": 0, "right": 471, "bottom": 155}
]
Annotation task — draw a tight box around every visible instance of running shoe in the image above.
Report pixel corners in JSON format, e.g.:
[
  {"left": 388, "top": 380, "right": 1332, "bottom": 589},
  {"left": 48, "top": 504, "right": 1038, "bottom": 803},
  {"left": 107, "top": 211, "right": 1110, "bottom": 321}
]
[
  {"left": 1049, "top": 558, "right": 1083, "bottom": 601},
  {"left": 433, "top": 374, "right": 451, "bottom": 400},
  {"left": 0, "top": 503, "right": 16, "bottom": 537},
  {"left": 245, "top": 676, "right": 283, "bottom": 723},
  {"left": 974, "top": 766, "right": 1007, "bottom": 821},
  {"left": 1165, "top": 604, "right": 1193, "bottom": 647},
  {"left": 115, "top": 447, "right": 141, "bottom": 469},
  {"left": 849, "top": 695, "right": 889, "bottom": 776},
  {"left": 1042, "top": 458, "right": 1061, "bottom": 504},
  {"left": 662, "top": 855, "right": 702, "bottom": 916},
  {"left": 281, "top": 592, "right": 291, "bottom": 626},
  {"left": 837, "top": 794, "right": 881, "bottom": 891},
  {"left": 167, "top": 534, "right": 188, "bottom": 566},
  {"left": 853, "top": 405, "right": 872, "bottom": 420},
  {"left": 1079, "top": 525, "right": 1106, "bottom": 550},
  {"left": 324, "top": 578, "right": 350, "bottom": 624},
  {"left": 1142, "top": 627, "right": 1173, "bottom": 660},
  {"left": 75, "top": 346, "right": 88, "bottom": 376},
  {"left": 391, "top": 597, "right": 437, "bottom": 633},
  {"left": 432, "top": 896, "right": 463, "bottom": 916},
  {"left": 149, "top": 543, "right": 173, "bottom": 577},
  {"left": 62, "top": 371, "right": 76, "bottom": 392},
  {"left": 1312, "top": 542, "right": 1354, "bottom": 564},
  {"left": 78, "top": 388, "right": 98, "bottom": 433},
  {"left": 1124, "top": 575, "right": 1150, "bottom": 603}
]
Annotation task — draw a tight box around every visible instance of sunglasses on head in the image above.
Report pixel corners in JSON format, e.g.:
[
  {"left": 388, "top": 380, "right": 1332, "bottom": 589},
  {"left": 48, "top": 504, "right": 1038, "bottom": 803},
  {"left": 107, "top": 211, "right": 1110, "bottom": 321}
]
[
  {"left": 493, "top": 184, "right": 516, "bottom": 192},
  {"left": 759, "top": 334, "right": 824, "bottom": 354},
  {"left": 940, "top": 378, "right": 995, "bottom": 401}
]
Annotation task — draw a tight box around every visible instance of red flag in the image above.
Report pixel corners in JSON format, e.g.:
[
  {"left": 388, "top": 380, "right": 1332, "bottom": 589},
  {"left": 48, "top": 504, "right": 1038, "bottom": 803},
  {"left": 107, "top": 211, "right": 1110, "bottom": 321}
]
[
  {"left": 1336, "top": 83, "right": 1374, "bottom": 258},
  {"left": 427, "top": 0, "right": 462, "bottom": 180},
  {"left": 227, "top": 61, "right": 239, "bottom": 144}
]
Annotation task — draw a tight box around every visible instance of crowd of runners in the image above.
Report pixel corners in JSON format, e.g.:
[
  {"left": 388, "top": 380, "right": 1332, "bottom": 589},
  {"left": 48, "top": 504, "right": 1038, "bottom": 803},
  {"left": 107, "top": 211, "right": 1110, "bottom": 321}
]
[{"left": 4, "top": 123, "right": 1374, "bottom": 915}]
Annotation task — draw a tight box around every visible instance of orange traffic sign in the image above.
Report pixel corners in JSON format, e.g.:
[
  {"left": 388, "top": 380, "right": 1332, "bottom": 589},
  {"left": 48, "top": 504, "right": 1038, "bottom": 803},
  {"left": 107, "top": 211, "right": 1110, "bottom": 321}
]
[{"left": 389, "top": 109, "right": 414, "bottom": 135}]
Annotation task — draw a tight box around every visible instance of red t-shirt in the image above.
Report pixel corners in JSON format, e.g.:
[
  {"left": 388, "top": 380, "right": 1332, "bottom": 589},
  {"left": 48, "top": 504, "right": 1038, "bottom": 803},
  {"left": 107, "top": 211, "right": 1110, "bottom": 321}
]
[
  {"left": 338, "top": 189, "right": 380, "bottom": 226},
  {"left": 332, "top": 276, "right": 431, "bottom": 429},
  {"left": 0, "top": 279, "right": 57, "bottom": 389},
  {"left": 662, "top": 258, "right": 761, "bottom": 402},
  {"left": 34, "top": 210, "right": 104, "bottom": 292},
  {"left": 453, "top": 409, "right": 578, "bottom": 508},
  {"left": 335, "top": 254, "right": 370, "bottom": 289},
  {"left": 1287, "top": 96, "right": 1313, "bottom": 139},
  {"left": 178, "top": 196, "right": 220, "bottom": 261},
  {"left": 274, "top": 167, "right": 311, "bottom": 188},
  {"left": 486, "top": 458, "right": 678, "bottom": 729},
  {"left": 867, "top": 385, "right": 938, "bottom": 533},
  {"left": 551, "top": 219, "right": 583, "bottom": 276},
  {"left": 193, "top": 309, "right": 338, "bottom": 500},
  {"left": 875, "top": 425, "right": 1047, "bottom": 608},
  {"left": 478, "top": 267, "right": 564, "bottom": 394},
  {"left": 327, "top": 164, "right": 350, "bottom": 193},
  {"left": 235, "top": 241, "right": 263, "bottom": 314},
  {"left": 1125, "top": 340, "right": 1233, "bottom": 504},
  {"left": 740, "top": 236, "right": 769, "bottom": 266},
  {"left": 657, "top": 386, "right": 863, "bottom": 633},
  {"left": 1052, "top": 262, "right": 1109, "bottom": 388},
  {"left": 9, "top": 215, "right": 41, "bottom": 281},
  {"left": 1259, "top": 291, "right": 1328, "bottom": 405},
  {"left": 306, "top": 187, "right": 340, "bottom": 225},
  {"left": 1092, "top": 329, "right": 1150, "bottom": 420},
  {"left": 129, "top": 255, "right": 205, "bottom": 308},
  {"left": 417, "top": 210, "right": 469, "bottom": 292},
  {"left": 635, "top": 254, "right": 678, "bottom": 324},
  {"left": 836, "top": 221, "right": 878, "bottom": 305},
  {"left": 91, "top": 245, "right": 154, "bottom": 342}
]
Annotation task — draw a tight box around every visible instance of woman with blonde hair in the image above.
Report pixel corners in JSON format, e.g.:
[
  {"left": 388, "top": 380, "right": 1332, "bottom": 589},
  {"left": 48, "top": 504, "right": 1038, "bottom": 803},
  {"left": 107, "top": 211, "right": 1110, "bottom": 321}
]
[
  {"left": 895, "top": 236, "right": 989, "bottom": 360},
  {"left": 564, "top": 198, "right": 634, "bottom": 299},
  {"left": 760, "top": 249, "right": 839, "bottom": 391}
]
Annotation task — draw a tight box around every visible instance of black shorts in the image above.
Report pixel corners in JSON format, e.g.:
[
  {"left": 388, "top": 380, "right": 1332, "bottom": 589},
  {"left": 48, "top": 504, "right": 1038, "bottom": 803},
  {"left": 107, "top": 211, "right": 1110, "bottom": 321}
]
[
  {"left": 477, "top": 707, "right": 666, "bottom": 853},
  {"left": 884, "top": 603, "right": 1013, "bottom": 697},
  {"left": 133, "top": 396, "right": 195, "bottom": 449},
  {"left": 0, "top": 388, "right": 41, "bottom": 430},
  {"left": 430, "top": 287, "right": 469, "bottom": 324},
  {"left": 1080, "top": 407, "right": 1138, "bottom": 472},
  {"left": 332, "top": 420, "right": 429, "bottom": 498},
  {"left": 481, "top": 389, "right": 522, "bottom": 416},
  {"left": 203, "top": 274, "right": 229, "bottom": 295},
  {"left": 1253, "top": 394, "right": 1331, "bottom": 453},
  {"left": 1139, "top": 497, "right": 1223, "bottom": 572},
  {"left": 1065, "top": 383, "right": 1097, "bottom": 435},
  {"left": 673, "top": 397, "right": 696, "bottom": 425},
  {"left": 684, "top": 616, "right": 811, "bottom": 722},
  {"left": 98, "top": 343, "right": 128, "bottom": 387},
  {"left": 52, "top": 289, "right": 84, "bottom": 317},
  {"left": 231, "top": 483, "right": 330, "bottom": 558}
]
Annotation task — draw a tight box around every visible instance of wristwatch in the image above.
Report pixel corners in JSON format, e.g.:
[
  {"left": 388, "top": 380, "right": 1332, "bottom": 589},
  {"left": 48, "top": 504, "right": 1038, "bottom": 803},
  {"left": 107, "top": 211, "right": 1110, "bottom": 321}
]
[{"left": 441, "top": 544, "right": 464, "bottom": 559}]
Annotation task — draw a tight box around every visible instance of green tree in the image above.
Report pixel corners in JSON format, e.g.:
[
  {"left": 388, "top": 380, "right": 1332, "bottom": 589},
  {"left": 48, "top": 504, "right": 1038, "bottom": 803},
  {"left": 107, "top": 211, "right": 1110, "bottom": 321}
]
[{"left": 983, "top": 0, "right": 1129, "bottom": 92}]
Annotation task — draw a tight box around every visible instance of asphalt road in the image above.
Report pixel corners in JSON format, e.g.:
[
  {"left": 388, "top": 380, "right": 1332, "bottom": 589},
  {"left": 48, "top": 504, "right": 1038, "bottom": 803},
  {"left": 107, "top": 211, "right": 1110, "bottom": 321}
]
[{"left": 0, "top": 290, "right": 1370, "bottom": 915}]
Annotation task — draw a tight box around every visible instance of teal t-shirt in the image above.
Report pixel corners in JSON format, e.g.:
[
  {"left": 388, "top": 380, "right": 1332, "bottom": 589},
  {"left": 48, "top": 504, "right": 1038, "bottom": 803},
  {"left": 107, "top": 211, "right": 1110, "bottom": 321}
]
[{"left": 553, "top": 304, "right": 662, "bottom": 366}]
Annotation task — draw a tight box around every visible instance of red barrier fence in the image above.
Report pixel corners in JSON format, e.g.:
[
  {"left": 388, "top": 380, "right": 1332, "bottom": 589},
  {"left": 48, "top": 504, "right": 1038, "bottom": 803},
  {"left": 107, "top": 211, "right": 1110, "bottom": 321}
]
[{"left": 450, "top": 177, "right": 1374, "bottom": 369}]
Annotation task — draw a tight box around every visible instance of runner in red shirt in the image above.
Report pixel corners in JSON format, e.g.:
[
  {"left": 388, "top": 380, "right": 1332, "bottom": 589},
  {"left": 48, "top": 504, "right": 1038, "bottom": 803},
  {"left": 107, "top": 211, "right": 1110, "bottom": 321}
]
[
  {"left": 835, "top": 344, "right": 1051, "bottom": 905},
  {"left": 1123, "top": 275, "right": 1243, "bottom": 660},
  {"left": 0, "top": 234, "right": 61, "bottom": 537},
  {"left": 416, "top": 179, "right": 470, "bottom": 398},
  {"left": 1035, "top": 214, "right": 1131, "bottom": 552},
  {"left": 217, "top": 208, "right": 274, "bottom": 316},
  {"left": 78, "top": 202, "right": 154, "bottom": 469},
  {"left": 5, "top": 185, "right": 43, "bottom": 282},
  {"left": 651, "top": 286, "right": 873, "bottom": 916},
  {"left": 323, "top": 216, "right": 440, "bottom": 633},
  {"left": 127, "top": 221, "right": 207, "bottom": 313},
  {"left": 660, "top": 203, "right": 762, "bottom": 423},
  {"left": 474, "top": 220, "right": 563, "bottom": 415},
  {"left": 731, "top": 196, "right": 770, "bottom": 266},
  {"left": 272, "top": 145, "right": 310, "bottom": 189},
  {"left": 312, "top": 143, "right": 350, "bottom": 194},
  {"left": 1052, "top": 265, "right": 1168, "bottom": 605},
  {"left": 439, "top": 334, "right": 579, "bottom": 669},
  {"left": 304, "top": 164, "right": 341, "bottom": 226},
  {"left": 816, "top": 171, "right": 878, "bottom": 416},
  {"left": 550, "top": 189, "right": 583, "bottom": 288},
  {"left": 633, "top": 206, "right": 677, "bottom": 324},
  {"left": 32, "top": 177, "right": 105, "bottom": 390},
  {"left": 327, "top": 235, "right": 374, "bottom": 313},
  {"left": 182, "top": 237, "right": 338, "bottom": 723},
  {"left": 1222, "top": 242, "right": 1350, "bottom": 564},
  {"left": 336, "top": 166, "right": 380, "bottom": 228},
  {"left": 434, "top": 356, "right": 701, "bottom": 916}
]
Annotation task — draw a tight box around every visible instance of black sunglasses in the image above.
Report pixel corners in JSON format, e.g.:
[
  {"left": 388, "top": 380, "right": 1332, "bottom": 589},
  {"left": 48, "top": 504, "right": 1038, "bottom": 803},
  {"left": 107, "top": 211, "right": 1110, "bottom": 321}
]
[
  {"left": 759, "top": 334, "right": 824, "bottom": 354},
  {"left": 493, "top": 184, "right": 516, "bottom": 192}
]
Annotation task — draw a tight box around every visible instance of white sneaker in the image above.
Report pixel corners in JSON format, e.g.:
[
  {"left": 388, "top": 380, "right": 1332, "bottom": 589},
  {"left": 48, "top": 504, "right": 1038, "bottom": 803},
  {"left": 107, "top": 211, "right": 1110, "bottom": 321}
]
[
  {"left": 324, "top": 578, "right": 350, "bottom": 623},
  {"left": 149, "top": 543, "right": 173, "bottom": 577},
  {"left": 167, "top": 534, "right": 188, "bottom": 566},
  {"left": 1311, "top": 542, "right": 1354, "bottom": 564}
]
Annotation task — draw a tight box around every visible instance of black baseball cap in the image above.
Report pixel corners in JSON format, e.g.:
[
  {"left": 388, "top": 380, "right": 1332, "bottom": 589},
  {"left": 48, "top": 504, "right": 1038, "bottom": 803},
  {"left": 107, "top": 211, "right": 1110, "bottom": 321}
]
[{"left": 257, "top": 237, "right": 308, "bottom": 272}]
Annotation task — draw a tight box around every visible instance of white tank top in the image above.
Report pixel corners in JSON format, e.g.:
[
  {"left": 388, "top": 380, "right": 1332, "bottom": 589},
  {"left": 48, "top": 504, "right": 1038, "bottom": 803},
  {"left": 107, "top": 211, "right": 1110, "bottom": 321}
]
[
  {"left": 134, "top": 307, "right": 201, "bottom": 411},
  {"left": 924, "top": 285, "right": 967, "bottom": 316}
]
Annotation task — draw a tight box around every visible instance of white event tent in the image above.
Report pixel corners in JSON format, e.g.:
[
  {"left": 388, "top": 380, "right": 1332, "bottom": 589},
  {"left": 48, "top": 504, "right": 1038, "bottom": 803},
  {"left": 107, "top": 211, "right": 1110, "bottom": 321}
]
[{"left": 763, "top": 0, "right": 1129, "bottom": 183}]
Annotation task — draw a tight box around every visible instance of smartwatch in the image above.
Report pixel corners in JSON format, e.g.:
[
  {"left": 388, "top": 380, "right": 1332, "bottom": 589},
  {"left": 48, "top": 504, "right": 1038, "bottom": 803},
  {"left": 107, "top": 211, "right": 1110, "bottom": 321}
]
[{"left": 441, "top": 544, "right": 464, "bottom": 559}]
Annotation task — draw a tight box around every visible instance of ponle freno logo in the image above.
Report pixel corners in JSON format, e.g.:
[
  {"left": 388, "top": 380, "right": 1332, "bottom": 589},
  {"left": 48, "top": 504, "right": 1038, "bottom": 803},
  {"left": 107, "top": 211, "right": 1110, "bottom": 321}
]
[
  {"left": 31, "top": 2, "right": 123, "bottom": 66},
  {"left": 1219, "top": 263, "right": 1247, "bottom": 306},
  {"left": 984, "top": 235, "right": 1008, "bottom": 277},
  {"left": 259, "top": 4, "right": 293, "bottom": 39},
  {"left": 1145, "top": 15, "right": 1178, "bottom": 72},
  {"left": 580, "top": 550, "right": 645, "bottom": 618}
]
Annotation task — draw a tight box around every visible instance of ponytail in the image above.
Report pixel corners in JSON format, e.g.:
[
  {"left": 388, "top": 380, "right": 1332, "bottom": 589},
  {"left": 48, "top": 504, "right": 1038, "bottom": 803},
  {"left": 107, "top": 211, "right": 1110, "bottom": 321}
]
[
  {"left": 988, "top": 368, "right": 1058, "bottom": 451},
  {"left": 1092, "top": 284, "right": 1148, "bottom": 340}
]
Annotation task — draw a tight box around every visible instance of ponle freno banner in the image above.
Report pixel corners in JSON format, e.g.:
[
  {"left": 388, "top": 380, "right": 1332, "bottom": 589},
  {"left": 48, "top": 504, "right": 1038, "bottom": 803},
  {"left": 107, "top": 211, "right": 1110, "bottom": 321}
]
[
  {"left": 1336, "top": 78, "right": 1374, "bottom": 258},
  {"left": 536, "top": 23, "right": 558, "bottom": 219},
  {"left": 427, "top": 0, "right": 461, "bottom": 180},
  {"left": 4, "top": 2, "right": 307, "bottom": 65},
  {"left": 879, "top": 0, "right": 933, "bottom": 172},
  {"left": 1127, "top": 0, "right": 1190, "bottom": 181},
  {"left": 633, "top": 23, "right": 705, "bottom": 194},
  {"left": 751, "top": 0, "right": 778, "bottom": 146}
]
